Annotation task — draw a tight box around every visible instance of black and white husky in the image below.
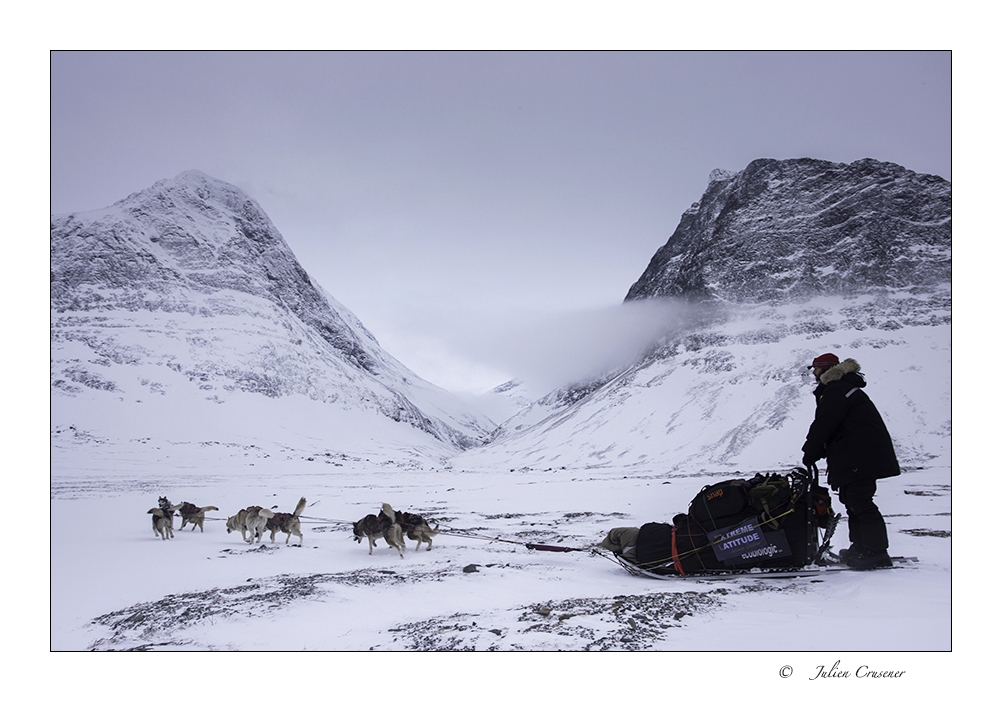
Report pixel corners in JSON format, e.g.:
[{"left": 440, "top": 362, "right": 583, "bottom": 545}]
[
  {"left": 266, "top": 497, "right": 307, "bottom": 545},
  {"left": 147, "top": 508, "right": 175, "bottom": 540},
  {"left": 353, "top": 511, "right": 405, "bottom": 557},
  {"left": 158, "top": 496, "right": 177, "bottom": 526}
]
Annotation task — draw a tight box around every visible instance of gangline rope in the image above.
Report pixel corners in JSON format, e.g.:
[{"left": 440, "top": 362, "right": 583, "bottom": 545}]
[{"left": 194, "top": 513, "right": 584, "bottom": 551}]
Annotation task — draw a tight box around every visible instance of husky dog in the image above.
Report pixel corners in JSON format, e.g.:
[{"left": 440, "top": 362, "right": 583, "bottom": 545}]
[
  {"left": 158, "top": 496, "right": 177, "bottom": 527},
  {"left": 226, "top": 506, "right": 275, "bottom": 544},
  {"left": 381, "top": 503, "right": 440, "bottom": 551},
  {"left": 266, "top": 497, "right": 307, "bottom": 545},
  {"left": 353, "top": 511, "right": 405, "bottom": 557},
  {"left": 147, "top": 508, "right": 174, "bottom": 540},
  {"left": 176, "top": 502, "right": 219, "bottom": 532}
]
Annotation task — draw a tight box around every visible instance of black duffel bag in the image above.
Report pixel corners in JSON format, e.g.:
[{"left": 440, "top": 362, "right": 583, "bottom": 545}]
[
  {"left": 688, "top": 479, "right": 753, "bottom": 530},
  {"left": 633, "top": 521, "right": 675, "bottom": 573}
]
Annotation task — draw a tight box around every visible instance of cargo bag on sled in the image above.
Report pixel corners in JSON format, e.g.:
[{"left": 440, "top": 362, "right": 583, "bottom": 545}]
[{"left": 631, "top": 468, "right": 825, "bottom": 575}]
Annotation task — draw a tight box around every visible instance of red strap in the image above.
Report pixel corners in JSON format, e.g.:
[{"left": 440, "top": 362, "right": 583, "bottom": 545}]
[{"left": 671, "top": 526, "right": 685, "bottom": 575}]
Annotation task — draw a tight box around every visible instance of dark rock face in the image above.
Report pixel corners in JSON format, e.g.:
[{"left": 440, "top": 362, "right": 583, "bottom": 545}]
[{"left": 625, "top": 158, "right": 951, "bottom": 303}]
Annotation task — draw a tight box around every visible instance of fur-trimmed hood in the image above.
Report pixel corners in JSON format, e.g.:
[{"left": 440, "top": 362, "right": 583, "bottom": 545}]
[{"left": 819, "top": 358, "right": 863, "bottom": 385}]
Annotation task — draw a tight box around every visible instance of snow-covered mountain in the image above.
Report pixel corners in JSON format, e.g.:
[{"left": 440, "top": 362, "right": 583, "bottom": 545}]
[
  {"left": 459, "top": 158, "right": 951, "bottom": 473},
  {"left": 50, "top": 171, "right": 495, "bottom": 453}
]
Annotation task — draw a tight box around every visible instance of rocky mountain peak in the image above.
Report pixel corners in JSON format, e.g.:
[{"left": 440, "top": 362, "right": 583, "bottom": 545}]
[
  {"left": 626, "top": 158, "right": 951, "bottom": 304},
  {"left": 51, "top": 170, "right": 380, "bottom": 370}
]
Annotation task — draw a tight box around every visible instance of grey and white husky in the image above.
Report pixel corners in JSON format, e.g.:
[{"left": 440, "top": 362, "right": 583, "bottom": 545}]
[
  {"left": 226, "top": 506, "right": 275, "bottom": 544},
  {"left": 176, "top": 502, "right": 219, "bottom": 532}
]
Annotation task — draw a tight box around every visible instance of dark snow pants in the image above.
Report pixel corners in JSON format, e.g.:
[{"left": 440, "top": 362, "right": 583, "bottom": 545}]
[{"left": 837, "top": 478, "right": 889, "bottom": 552}]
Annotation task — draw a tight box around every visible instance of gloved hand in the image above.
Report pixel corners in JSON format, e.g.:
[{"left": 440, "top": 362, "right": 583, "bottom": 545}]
[{"left": 802, "top": 454, "right": 815, "bottom": 468}]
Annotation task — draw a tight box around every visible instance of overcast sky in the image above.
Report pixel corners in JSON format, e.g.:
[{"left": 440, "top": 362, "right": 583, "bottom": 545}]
[{"left": 50, "top": 51, "right": 951, "bottom": 396}]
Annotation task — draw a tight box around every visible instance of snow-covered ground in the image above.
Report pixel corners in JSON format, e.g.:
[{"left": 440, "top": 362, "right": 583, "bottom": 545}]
[
  {"left": 51, "top": 419, "right": 950, "bottom": 649},
  {"left": 45, "top": 427, "right": 961, "bottom": 694}
]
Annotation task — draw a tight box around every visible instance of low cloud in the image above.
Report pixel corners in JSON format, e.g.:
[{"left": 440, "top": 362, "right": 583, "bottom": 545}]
[{"left": 440, "top": 298, "right": 705, "bottom": 397}]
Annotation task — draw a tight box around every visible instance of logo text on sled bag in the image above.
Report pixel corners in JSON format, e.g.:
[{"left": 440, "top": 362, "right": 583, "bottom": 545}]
[{"left": 708, "top": 518, "right": 793, "bottom": 565}]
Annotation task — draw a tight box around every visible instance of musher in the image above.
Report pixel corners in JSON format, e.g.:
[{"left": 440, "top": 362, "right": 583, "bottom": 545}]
[{"left": 802, "top": 353, "right": 900, "bottom": 570}]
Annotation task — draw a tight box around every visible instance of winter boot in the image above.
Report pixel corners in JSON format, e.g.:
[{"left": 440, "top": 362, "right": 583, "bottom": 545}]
[{"left": 841, "top": 544, "right": 892, "bottom": 570}]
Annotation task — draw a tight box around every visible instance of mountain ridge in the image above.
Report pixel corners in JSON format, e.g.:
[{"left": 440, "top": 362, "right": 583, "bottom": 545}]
[{"left": 626, "top": 157, "right": 951, "bottom": 304}]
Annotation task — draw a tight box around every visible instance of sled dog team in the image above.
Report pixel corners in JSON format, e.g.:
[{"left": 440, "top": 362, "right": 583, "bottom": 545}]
[{"left": 147, "top": 497, "right": 439, "bottom": 555}]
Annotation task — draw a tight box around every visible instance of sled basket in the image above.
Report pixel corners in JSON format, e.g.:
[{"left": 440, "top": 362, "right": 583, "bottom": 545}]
[{"left": 621, "top": 467, "right": 830, "bottom": 576}]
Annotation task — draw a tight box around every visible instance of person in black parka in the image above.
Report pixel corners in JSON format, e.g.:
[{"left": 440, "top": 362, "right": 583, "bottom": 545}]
[{"left": 802, "top": 353, "right": 900, "bottom": 570}]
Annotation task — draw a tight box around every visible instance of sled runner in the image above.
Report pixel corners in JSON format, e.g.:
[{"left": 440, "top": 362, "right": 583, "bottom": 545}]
[
  {"left": 599, "top": 465, "right": 900, "bottom": 578},
  {"left": 613, "top": 554, "right": 918, "bottom": 581}
]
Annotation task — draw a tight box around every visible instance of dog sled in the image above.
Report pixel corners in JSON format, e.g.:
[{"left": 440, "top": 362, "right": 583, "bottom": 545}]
[{"left": 599, "top": 465, "right": 866, "bottom": 579}]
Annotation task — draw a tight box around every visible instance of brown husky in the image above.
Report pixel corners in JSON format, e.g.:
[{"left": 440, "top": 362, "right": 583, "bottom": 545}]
[{"left": 176, "top": 502, "right": 219, "bottom": 532}]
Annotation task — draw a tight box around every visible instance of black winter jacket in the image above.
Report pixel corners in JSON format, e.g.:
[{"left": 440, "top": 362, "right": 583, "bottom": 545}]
[{"left": 802, "top": 359, "right": 900, "bottom": 490}]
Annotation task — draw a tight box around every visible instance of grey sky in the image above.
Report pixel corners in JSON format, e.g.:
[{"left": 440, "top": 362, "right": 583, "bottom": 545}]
[{"left": 50, "top": 51, "right": 951, "bottom": 396}]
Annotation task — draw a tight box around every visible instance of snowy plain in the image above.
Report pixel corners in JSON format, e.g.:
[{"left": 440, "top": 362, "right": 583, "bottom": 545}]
[
  {"left": 52, "top": 438, "right": 950, "bottom": 653},
  {"left": 48, "top": 417, "right": 956, "bottom": 694}
]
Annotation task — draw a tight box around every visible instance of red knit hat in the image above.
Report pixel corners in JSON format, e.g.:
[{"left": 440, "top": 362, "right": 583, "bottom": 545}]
[{"left": 808, "top": 353, "right": 839, "bottom": 370}]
